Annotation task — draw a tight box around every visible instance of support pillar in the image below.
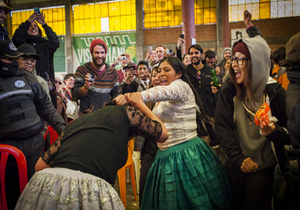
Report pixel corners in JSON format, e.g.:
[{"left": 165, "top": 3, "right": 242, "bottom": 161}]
[
  {"left": 216, "top": 0, "right": 223, "bottom": 62},
  {"left": 65, "top": 0, "right": 73, "bottom": 73},
  {"left": 6, "top": 12, "right": 12, "bottom": 39},
  {"left": 216, "top": 0, "right": 230, "bottom": 63},
  {"left": 181, "top": 0, "right": 195, "bottom": 55},
  {"left": 136, "top": 0, "right": 144, "bottom": 63},
  {"left": 222, "top": 0, "right": 230, "bottom": 48}
]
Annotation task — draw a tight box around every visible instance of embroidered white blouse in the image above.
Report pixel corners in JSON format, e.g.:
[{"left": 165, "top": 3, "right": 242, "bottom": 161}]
[{"left": 141, "top": 79, "right": 198, "bottom": 150}]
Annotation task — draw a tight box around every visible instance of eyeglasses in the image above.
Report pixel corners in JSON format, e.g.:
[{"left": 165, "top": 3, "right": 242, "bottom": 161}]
[
  {"left": 230, "top": 57, "right": 249, "bottom": 66},
  {"left": 20, "top": 57, "right": 36, "bottom": 63},
  {"left": 55, "top": 81, "right": 62, "bottom": 85}
]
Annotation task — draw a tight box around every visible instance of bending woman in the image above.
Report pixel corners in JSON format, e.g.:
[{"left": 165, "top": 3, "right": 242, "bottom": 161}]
[
  {"left": 15, "top": 99, "right": 169, "bottom": 210},
  {"left": 126, "top": 57, "right": 233, "bottom": 210}
]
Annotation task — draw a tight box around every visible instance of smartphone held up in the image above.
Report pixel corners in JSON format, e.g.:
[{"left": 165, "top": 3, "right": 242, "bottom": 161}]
[
  {"left": 180, "top": 34, "right": 184, "bottom": 44},
  {"left": 34, "top": 7, "right": 40, "bottom": 14}
]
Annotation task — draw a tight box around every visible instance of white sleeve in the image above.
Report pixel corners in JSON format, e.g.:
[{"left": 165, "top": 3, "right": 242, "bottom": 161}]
[{"left": 141, "top": 79, "right": 191, "bottom": 103}]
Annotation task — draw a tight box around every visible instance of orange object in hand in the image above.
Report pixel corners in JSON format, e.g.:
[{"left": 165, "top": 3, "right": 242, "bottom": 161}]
[{"left": 255, "top": 102, "right": 270, "bottom": 126}]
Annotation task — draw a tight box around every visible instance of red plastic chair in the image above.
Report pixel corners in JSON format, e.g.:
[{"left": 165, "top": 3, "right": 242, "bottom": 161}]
[
  {"left": 0, "top": 144, "right": 28, "bottom": 210},
  {"left": 44, "top": 126, "right": 59, "bottom": 145},
  {"left": 117, "top": 138, "right": 137, "bottom": 208},
  {"left": 44, "top": 126, "right": 59, "bottom": 151}
]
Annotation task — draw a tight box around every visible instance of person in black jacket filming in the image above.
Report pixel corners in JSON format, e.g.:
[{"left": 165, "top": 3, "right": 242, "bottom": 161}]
[
  {"left": 0, "top": 40, "right": 66, "bottom": 210},
  {"left": 12, "top": 10, "right": 60, "bottom": 107}
]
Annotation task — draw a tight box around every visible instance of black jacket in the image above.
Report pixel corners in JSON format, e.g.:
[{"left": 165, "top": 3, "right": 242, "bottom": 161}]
[
  {"left": 0, "top": 69, "right": 66, "bottom": 139},
  {"left": 176, "top": 46, "right": 182, "bottom": 61},
  {"left": 186, "top": 63, "right": 216, "bottom": 117},
  {"left": 12, "top": 20, "right": 60, "bottom": 81},
  {"left": 120, "top": 76, "right": 147, "bottom": 94},
  {"left": 286, "top": 64, "right": 300, "bottom": 169},
  {"left": 215, "top": 79, "right": 289, "bottom": 169},
  {"left": 0, "top": 25, "right": 9, "bottom": 41}
]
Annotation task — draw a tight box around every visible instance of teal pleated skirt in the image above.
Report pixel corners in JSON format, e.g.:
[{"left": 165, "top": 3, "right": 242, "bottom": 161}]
[{"left": 140, "top": 137, "right": 233, "bottom": 210}]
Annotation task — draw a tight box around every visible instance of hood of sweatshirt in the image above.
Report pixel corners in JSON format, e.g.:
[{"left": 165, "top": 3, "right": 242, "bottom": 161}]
[
  {"left": 31, "top": 68, "right": 38, "bottom": 76},
  {"left": 232, "top": 35, "right": 271, "bottom": 104}
]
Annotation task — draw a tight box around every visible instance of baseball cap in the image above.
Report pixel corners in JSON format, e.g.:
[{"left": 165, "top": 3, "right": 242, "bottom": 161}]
[
  {"left": 17, "top": 44, "right": 40, "bottom": 60},
  {"left": 0, "top": 40, "right": 24, "bottom": 58},
  {"left": 279, "top": 31, "right": 300, "bottom": 67},
  {"left": 0, "top": 1, "right": 12, "bottom": 13},
  {"left": 123, "top": 64, "right": 131, "bottom": 70}
]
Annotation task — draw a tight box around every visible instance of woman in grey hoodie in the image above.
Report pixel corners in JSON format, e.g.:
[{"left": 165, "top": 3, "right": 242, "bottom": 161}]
[{"left": 215, "top": 34, "right": 289, "bottom": 210}]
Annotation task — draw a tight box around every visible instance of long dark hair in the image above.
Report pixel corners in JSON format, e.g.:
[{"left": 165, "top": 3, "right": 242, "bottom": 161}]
[{"left": 157, "top": 57, "right": 210, "bottom": 137}]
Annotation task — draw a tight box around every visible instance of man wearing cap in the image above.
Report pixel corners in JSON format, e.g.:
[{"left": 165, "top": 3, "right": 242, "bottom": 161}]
[
  {"left": 72, "top": 39, "right": 119, "bottom": 114},
  {"left": 0, "top": 1, "right": 12, "bottom": 40},
  {"left": 111, "top": 53, "right": 137, "bottom": 83},
  {"left": 120, "top": 63, "right": 136, "bottom": 84},
  {"left": 0, "top": 40, "right": 66, "bottom": 210},
  {"left": 120, "top": 60, "right": 150, "bottom": 94},
  {"left": 17, "top": 43, "right": 50, "bottom": 99}
]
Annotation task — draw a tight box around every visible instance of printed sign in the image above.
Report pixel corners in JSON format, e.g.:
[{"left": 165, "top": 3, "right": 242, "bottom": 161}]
[{"left": 72, "top": 32, "right": 136, "bottom": 70}]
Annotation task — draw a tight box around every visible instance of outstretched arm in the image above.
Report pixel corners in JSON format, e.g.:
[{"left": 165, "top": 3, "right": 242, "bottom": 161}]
[
  {"left": 36, "top": 12, "right": 60, "bottom": 53},
  {"left": 12, "top": 21, "right": 30, "bottom": 47},
  {"left": 141, "top": 79, "right": 190, "bottom": 103},
  {"left": 244, "top": 10, "right": 253, "bottom": 28},
  {"left": 126, "top": 92, "right": 169, "bottom": 143},
  {"left": 244, "top": 10, "right": 262, "bottom": 37}
]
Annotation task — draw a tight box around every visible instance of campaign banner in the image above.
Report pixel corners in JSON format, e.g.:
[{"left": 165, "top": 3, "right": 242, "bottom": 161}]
[
  {"left": 72, "top": 32, "right": 136, "bottom": 70},
  {"left": 54, "top": 36, "right": 66, "bottom": 73}
]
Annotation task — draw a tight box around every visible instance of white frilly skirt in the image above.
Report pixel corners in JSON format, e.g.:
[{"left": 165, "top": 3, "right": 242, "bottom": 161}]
[{"left": 15, "top": 168, "right": 124, "bottom": 210}]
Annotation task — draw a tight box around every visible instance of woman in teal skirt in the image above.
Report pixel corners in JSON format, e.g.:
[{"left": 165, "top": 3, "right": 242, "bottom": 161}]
[{"left": 125, "top": 57, "right": 234, "bottom": 210}]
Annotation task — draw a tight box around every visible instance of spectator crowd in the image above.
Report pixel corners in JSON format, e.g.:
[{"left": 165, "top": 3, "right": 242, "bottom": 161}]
[{"left": 1, "top": 2, "right": 300, "bottom": 210}]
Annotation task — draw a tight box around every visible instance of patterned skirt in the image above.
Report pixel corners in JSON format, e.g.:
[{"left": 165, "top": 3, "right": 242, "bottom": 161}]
[
  {"left": 15, "top": 168, "right": 124, "bottom": 210},
  {"left": 141, "top": 137, "right": 234, "bottom": 210}
]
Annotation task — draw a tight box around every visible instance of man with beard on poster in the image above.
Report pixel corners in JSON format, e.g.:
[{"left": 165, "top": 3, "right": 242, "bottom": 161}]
[{"left": 72, "top": 39, "right": 119, "bottom": 115}]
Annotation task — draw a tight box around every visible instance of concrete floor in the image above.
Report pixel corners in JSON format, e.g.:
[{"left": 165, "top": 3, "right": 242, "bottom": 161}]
[{"left": 113, "top": 175, "right": 140, "bottom": 210}]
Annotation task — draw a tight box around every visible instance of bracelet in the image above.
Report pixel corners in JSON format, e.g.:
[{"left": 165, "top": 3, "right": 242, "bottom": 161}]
[
  {"left": 212, "top": 145, "right": 219, "bottom": 149},
  {"left": 83, "top": 84, "right": 89, "bottom": 90}
]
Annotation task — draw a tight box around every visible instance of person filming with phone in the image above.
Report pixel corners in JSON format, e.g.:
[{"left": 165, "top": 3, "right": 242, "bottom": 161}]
[
  {"left": 145, "top": 46, "right": 158, "bottom": 67},
  {"left": 120, "top": 60, "right": 150, "bottom": 94},
  {"left": 111, "top": 53, "right": 137, "bottom": 83},
  {"left": 176, "top": 34, "right": 185, "bottom": 61},
  {"left": 72, "top": 39, "right": 119, "bottom": 115},
  {"left": 12, "top": 7, "right": 60, "bottom": 108}
]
